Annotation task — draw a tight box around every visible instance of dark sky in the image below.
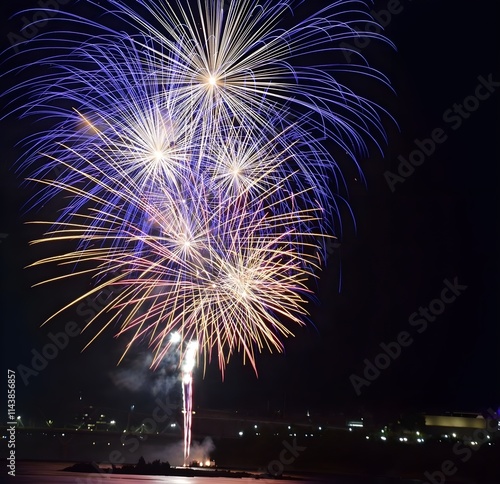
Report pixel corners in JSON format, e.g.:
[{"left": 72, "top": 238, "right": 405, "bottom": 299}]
[{"left": 1, "top": 1, "right": 499, "bottom": 425}]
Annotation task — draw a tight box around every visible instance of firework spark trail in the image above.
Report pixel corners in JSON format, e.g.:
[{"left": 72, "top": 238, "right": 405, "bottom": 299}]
[
  {"left": 101, "top": 0, "right": 393, "bottom": 148},
  {"left": 4, "top": 0, "right": 393, "bottom": 374},
  {"left": 181, "top": 340, "right": 198, "bottom": 464},
  {"left": 5, "top": 1, "right": 393, "bottom": 224},
  {"left": 9, "top": 42, "right": 338, "bottom": 255},
  {"left": 26, "top": 140, "right": 324, "bottom": 374},
  {"left": 4, "top": 1, "right": 393, "bottom": 461}
]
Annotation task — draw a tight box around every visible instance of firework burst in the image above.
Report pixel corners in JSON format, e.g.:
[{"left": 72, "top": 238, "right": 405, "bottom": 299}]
[
  {"left": 5, "top": 0, "right": 392, "bottom": 375},
  {"left": 28, "top": 135, "right": 324, "bottom": 374}
]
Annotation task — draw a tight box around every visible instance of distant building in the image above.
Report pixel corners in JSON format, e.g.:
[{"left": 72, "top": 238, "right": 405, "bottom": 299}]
[
  {"left": 346, "top": 419, "right": 364, "bottom": 429},
  {"left": 424, "top": 411, "right": 499, "bottom": 439},
  {"left": 73, "top": 406, "right": 116, "bottom": 431}
]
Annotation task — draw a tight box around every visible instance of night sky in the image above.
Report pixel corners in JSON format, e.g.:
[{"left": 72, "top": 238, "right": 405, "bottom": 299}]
[{"left": 1, "top": 1, "right": 499, "bottom": 426}]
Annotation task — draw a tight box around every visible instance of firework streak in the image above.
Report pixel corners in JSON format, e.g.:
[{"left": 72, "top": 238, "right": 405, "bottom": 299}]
[
  {"left": 5, "top": 0, "right": 391, "bottom": 401},
  {"left": 182, "top": 341, "right": 198, "bottom": 462}
]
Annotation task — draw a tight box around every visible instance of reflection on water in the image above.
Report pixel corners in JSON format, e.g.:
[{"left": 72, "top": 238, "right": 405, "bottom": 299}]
[
  {"left": 14, "top": 461, "right": 426, "bottom": 484},
  {"left": 15, "top": 461, "right": 299, "bottom": 484}
]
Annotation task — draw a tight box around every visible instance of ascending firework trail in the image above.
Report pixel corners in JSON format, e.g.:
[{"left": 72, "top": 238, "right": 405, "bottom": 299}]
[
  {"left": 4, "top": 0, "right": 393, "bottom": 462},
  {"left": 182, "top": 341, "right": 198, "bottom": 463}
]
